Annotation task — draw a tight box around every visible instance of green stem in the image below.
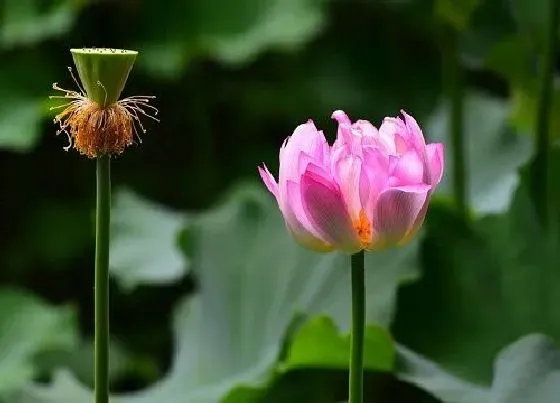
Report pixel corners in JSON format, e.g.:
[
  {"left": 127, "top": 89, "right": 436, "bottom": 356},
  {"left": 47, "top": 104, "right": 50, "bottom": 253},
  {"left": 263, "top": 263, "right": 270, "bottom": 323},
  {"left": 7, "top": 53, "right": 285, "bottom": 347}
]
[
  {"left": 533, "top": 0, "right": 559, "bottom": 229},
  {"left": 349, "top": 250, "right": 365, "bottom": 403},
  {"left": 95, "top": 155, "right": 111, "bottom": 403},
  {"left": 444, "top": 26, "right": 467, "bottom": 217}
]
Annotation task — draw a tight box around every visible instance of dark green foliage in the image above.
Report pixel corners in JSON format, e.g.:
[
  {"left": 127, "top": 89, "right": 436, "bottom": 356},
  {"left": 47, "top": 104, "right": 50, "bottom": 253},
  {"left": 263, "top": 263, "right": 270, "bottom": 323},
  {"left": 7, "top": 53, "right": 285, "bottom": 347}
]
[{"left": 0, "top": 0, "right": 558, "bottom": 402}]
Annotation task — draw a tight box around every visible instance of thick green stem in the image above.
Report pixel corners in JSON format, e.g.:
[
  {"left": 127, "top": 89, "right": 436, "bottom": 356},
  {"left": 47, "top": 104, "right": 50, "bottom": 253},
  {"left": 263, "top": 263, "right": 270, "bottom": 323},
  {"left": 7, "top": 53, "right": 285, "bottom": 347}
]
[
  {"left": 443, "top": 27, "right": 467, "bottom": 217},
  {"left": 533, "top": 0, "right": 559, "bottom": 229},
  {"left": 349, "top": 250, "right": 365, "bottom": 403},
  {"left": 95, "top": 155, "right": 111, "bottom": 403}
]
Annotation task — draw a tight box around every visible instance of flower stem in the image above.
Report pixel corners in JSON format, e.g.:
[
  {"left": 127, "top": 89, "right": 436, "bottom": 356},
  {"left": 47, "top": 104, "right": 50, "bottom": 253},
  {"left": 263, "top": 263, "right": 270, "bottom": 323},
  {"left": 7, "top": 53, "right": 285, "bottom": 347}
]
[
  {"left": 95, "top": 155, "right": 111, "bottom": 403},
  {"left": 443, "top": 26, "right": 467, "bottom": 217},
  {"left": 533, "top": 0, "right": 559, "bottom": 229},
  {"left": 349, "top": 250, "right": 365, "bottom": 403}
]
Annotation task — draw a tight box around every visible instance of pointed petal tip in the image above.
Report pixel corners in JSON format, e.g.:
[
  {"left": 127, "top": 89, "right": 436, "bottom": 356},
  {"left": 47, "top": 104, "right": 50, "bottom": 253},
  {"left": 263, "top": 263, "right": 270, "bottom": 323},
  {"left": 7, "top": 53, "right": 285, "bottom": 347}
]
[
  {"left": 400, "top": 109, "right": 421, "bottom": 129},
  {"left": 258, "top": 164, "right": 279, "bottom": 199},
  {"left": 426, "top": 142, "right": 445, "bottom": 186},
  {"left": 400, "top": 109, "right": 417, "bottom": 121},
  {"left": 331, "top": 110, "right": 351, "bottom": 125},
  {"left": 293, "top": 119, "right": 319, "bottom": 135}
]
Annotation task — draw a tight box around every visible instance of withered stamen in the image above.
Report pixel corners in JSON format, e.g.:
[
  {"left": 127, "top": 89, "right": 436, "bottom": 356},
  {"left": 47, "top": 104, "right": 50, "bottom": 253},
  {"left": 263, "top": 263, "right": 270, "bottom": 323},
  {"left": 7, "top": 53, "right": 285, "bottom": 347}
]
[{"left": 49, "top": 71, "right": 159, "bottom": 159}]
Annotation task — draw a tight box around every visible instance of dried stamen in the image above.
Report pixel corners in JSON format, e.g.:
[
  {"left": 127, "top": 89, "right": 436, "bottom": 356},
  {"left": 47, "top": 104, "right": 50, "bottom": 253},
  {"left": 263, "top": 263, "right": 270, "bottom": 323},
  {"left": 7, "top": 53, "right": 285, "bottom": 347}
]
[{"left": 49, "top": 69, "right": 159, "bottom": 158}]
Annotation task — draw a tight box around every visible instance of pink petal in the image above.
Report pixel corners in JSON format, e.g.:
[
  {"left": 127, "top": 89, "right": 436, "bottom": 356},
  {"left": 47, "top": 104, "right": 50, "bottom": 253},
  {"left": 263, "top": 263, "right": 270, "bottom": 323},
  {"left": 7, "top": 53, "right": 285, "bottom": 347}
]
[
  {"left": 279, "top": 120, "right": 327, "bottom": 184},
  {"left": 400, "top": 110, "right": 427, "bottom": 151},
  {"left": 278, "top": 121, "right": 331, "bottom": 228},
  {"left": 286, "top": 225, "right": 333, "bottom": 252},
  {"left": 401, "top": 110, "right": 424, "bottom": 136},
  {"left": 332, "top": 112, "right": 381, "bottom": 157},
  {"left": 353, "top": 120, "right": 379, "bottom": 138},
  {"left": 331, "top": 146, "right": 388, "bottom": 224},
  {"left": 259, "top": 166, "right": 331, "bottom": 251},
  {"left": 258, "top": 164, "right": 279, "bottom": 200},
  {"left": 302, "top": 161, "right": 335, "bottom": 190},
  {"left": 332, "top": 111, "right": 353, "bottom": 148},
  {"left": 394, "top": 134, "right": 409, "bottom": 155},
  {"left": 362, "top": 146, "right": 390, "bottom": 181},
  {"left": 372, "top": 184, "right": 431, "bottom": 247},
  {"left": 332, "top": 110, "right": 352, "bottom": 125},
  {"left": 283, "top": 180, "right": 333, "bottom": 252},
  {"left": 359, "top": 162, "right": 371, "bottom": 213},
  {"left": 360, "top": 147, "right": 390, "bottom": 218},
  {"left": 426, "top": 143, "right": 444, "bottom": 187},
  {"left": 390, "top": 150, "right": 425, "bottom": 186},
  {"left": 332, "top": 155, "right": 363, "bottom": 221},
  {"left": 296, "top": 151, "right": 315, "bottom": 179},
  {"left": 377, "top": 117, "right": 402, "bottom": 154},
  {"left": 351, "top": 120, "right": 380, "bottom": 151},
  {"left": 301, "top": 171, "right": 361, "bottom": 253},
  {"left": 408, "top": 199, "right": 430, "bottom": 244}
]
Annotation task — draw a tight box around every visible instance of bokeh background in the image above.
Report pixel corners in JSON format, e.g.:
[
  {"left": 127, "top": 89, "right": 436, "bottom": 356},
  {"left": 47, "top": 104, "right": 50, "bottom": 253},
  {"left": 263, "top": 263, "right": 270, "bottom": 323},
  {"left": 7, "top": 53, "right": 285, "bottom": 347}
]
[{"left": 1, "top": 0, "right": 560, "bottom": 402}]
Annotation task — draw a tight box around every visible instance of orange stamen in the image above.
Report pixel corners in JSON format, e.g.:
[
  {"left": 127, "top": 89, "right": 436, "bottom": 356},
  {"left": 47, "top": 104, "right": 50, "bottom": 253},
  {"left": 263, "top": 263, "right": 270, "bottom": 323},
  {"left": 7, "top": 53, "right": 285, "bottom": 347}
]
[{"left": 353, "top": 209, "right": 372, "bottom": 248}]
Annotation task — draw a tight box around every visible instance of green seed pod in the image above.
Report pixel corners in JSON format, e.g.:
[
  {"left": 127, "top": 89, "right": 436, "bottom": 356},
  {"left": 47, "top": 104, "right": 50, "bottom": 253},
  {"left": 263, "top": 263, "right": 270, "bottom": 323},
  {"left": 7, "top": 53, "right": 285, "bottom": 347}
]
[{"left": 70, "top": 48, "right": 138, "bottom": 108}]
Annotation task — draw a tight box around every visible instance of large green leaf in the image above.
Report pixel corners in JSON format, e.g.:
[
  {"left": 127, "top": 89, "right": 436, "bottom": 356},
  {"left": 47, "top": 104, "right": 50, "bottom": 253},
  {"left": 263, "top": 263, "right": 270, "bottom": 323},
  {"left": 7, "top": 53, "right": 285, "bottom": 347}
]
[
  {"left": 237, "top": 2, "right": 441, "bottom": 127},
  {"left": 394, "top": 175, "right": 560, "bottom": 384},
  {"left": 483, "top": 34, "right": 560, "bottom": 141},
  {"left": 0, "top": 55, "right": 58, "bottom": 152},
  {"left": 0, "top": 0, "right": 81, "bottom": 48},
  {"left": 508, "top": 0, "right": 551, "bottom": 50},
  {"left": 396, "top": 345, "right": 490, "bottom": 403},
  {"left": 137, "top": 0, "right": 328, "bottom": 78},
  {"left": 195, "top": 0, "right": 327, "bottom": 65},
  {"left": 435, "top": 0, "right": 479, "bottom": 30},
  {"left": 463, "top": 2, "right": 560, "bottom": 142},
  {"left": 0, "top": 96, "right": 43, "bottom": 151},
  {"left": 460, "top": 0, "right": 517, "bottom": 68},
  {"left": 484, "top": 35, "right": 533, "bottom": 87},
  {"left": 110, "top": 189, "right": 189, "bottom": 291},
  {"left": 35, "top": 339, "right": 156, "bottom": 389},
  {"left": 0, "top": 288, "right": 77, "bottom": 395},
  {"left": 491, "top": 334, "right": 560, "bottom": 403},
  {"left": 397, "top": 334, "right": 560, "bottom": 403},
  {"left": 427, "top": 92, "right": 532, "bottom": 214},
  {"left": 509, "top": 84, "right": 560, "bottom": 142},
  {"left": 283, "top": 316, "right": 394, "bottom": 371},
  {"left": 479, "top": 4, "right": 560, "bottom": 143},
  {"left": 14, "top": 183, "right": 420, "bottom": 402}
]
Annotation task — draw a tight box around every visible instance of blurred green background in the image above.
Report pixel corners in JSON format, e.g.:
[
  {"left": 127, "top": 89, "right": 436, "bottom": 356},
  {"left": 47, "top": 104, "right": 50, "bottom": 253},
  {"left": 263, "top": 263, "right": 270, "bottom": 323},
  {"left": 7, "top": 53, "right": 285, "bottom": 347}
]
[{"left": 2, "top": 0, "right": 560, "bottom": 402}]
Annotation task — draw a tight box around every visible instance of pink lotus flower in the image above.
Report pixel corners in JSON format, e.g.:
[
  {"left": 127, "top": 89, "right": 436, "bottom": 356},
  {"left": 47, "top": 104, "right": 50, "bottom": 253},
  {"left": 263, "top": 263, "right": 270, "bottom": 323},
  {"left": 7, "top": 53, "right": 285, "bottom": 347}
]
[{"left": 258, "top": 110, "right": 444, "bottom": 253}]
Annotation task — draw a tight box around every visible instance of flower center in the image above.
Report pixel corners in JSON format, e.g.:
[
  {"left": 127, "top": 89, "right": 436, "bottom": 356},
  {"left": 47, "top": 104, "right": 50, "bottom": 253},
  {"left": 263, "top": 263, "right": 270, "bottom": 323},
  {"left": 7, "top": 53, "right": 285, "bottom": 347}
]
[{"left": 353, "top": 209, "right": 372, "bottom": 248}]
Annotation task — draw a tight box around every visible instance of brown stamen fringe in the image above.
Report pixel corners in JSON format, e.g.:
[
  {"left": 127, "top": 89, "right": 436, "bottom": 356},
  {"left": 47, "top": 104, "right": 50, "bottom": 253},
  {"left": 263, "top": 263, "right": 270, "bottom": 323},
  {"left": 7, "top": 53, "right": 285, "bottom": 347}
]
[{"left": 50, "top": 71, "right": 158, "bottom": 158}]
